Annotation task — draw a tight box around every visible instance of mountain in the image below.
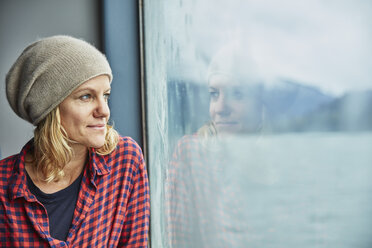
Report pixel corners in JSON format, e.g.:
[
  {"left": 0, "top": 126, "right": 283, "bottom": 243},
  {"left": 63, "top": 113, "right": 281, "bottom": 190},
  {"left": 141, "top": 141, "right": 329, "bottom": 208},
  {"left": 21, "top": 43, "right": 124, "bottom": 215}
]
[
  {"left": 264, "top": 80, "right": 335, "bottom": 120},
  {"left": 267, "top": 86, "right": 372, "bottom": 132},
  {"left": 263, "top": 80, "right": 335, "bottom": 131},
  {"left": 285, "top": 90, "right": 372, "bottom": 132}
]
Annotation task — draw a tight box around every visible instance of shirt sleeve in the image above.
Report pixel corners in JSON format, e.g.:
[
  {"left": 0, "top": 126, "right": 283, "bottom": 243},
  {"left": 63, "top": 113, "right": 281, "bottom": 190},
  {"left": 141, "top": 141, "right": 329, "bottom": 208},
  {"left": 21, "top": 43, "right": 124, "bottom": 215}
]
[{"left": 119, "top": 146, "right": 150, "bottom": 247}]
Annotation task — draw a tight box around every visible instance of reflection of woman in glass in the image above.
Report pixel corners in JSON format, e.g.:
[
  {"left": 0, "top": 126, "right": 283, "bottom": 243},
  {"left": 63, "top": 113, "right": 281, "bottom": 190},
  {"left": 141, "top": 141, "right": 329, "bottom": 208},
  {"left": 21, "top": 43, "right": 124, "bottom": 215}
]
[
  {"left": 198, "top": 41, "right": 264, "bottom": 139},
  {"left": 203, "top": 76, "right": 264, "bottom": 136},
  {"left": 167, "top": 43, "right": 265, "bottom": 247}
]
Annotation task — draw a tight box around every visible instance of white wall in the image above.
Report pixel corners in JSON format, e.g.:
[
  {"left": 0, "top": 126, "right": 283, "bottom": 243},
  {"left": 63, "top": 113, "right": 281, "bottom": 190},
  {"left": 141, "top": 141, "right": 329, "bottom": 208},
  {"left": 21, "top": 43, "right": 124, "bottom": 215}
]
[{"left": 0, "top": 0, "right": 100, "bottom": 159}]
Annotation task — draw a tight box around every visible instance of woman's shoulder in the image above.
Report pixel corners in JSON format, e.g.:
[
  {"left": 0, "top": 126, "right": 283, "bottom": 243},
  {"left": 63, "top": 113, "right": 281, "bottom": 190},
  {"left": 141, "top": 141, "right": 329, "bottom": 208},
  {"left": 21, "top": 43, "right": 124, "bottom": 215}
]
[
  {"left": 0, "top": 154, "right": 17, "bottom": 170},
  {"left": 107, "top": 136, "right": 144, "bottom": 166},
  {"left": 116, "top": 136, "right": 142, "bottom": 152},
  {"left": 174, "top": 132, "right": 215, "bottom": 154},
  {"left": 0, "top": 141, "right": 32, "bottom": 181},
  {"left": 176, "top": 133, "right": 201, "bottom": 146},
  {"left": 0, "top": 154, "right": 18, "bottom": 188}
]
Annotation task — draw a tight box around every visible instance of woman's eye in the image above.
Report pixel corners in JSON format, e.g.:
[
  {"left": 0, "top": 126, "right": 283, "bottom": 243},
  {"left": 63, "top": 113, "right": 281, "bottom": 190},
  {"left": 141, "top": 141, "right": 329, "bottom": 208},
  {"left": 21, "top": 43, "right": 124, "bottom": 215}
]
[
  {"left": 104, "top": 93, "right": 111, "bottom": 101},
  {"left": 232, "top": 89, "right": 244, "bottom": 100},
  {"left": 79, "top": 94, "right": 91, "bottom": 101},
  {"left": 209, "top": 91, "right": 219, "bottom": 100}
]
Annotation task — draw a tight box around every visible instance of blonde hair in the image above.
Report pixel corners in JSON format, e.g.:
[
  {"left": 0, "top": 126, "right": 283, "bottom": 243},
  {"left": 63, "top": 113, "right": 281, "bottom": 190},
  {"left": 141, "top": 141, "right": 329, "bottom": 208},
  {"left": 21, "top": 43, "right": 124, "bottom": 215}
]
[
  {"left": 32, "top": 107, "right": 119, "bottom": 182},
  {"left": 196, "top": 122, "right": 219, "bottom": 149},
  {"left": 197, "top": 121, "right": 217, "bottom": 139}
]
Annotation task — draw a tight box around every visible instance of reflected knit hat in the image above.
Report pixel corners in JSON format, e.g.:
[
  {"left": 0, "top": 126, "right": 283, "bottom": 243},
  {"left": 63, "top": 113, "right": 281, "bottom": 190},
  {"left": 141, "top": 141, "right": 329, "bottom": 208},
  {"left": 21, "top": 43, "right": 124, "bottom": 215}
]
[{"left": 6, "top": 35, "right": 112, "bottom": 125}]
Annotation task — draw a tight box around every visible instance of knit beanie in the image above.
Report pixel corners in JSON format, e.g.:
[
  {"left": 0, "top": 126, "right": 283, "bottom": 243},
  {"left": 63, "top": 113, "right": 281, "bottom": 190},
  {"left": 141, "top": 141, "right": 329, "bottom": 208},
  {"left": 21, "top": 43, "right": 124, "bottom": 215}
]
[
  {"left": 207, "top": 41, "right": 260, "bottom": 84},
  {"left": 6, "top": 35, "right": 112, "bottom": 125}
]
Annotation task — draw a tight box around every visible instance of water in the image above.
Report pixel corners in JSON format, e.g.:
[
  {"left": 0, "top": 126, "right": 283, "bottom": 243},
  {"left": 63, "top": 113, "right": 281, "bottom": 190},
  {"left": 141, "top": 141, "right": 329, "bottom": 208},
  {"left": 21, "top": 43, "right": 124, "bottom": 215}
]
[
  {"left": 167, "top": 132, "right": 372, "bottom": 247},
  {"left": 225, "top": 132, "right": 372, "bottom": 247}
]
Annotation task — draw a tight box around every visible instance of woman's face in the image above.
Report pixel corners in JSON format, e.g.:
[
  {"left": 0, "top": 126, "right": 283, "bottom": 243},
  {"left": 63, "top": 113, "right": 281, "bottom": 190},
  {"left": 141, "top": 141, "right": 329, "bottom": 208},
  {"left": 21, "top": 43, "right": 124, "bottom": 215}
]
[
  {"left": 209, "top": 74, "right": 263, "bottom": 135},
  {"left": 59, "top": 75, "right": 111, "bottom": 149}
]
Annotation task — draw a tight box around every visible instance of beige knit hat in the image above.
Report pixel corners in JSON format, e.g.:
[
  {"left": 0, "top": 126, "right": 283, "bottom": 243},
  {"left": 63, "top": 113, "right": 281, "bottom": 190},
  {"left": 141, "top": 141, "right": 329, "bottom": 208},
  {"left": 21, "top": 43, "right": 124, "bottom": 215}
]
[{"left": 6, "top": 35, "right": 112, "bottom": 125}]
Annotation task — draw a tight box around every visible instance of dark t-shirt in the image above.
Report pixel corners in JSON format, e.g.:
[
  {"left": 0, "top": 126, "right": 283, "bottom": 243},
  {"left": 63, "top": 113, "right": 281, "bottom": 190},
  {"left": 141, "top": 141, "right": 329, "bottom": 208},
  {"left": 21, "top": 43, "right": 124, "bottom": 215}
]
[{"left": 26, "top": 170, "right": 83, "bottom": 241}]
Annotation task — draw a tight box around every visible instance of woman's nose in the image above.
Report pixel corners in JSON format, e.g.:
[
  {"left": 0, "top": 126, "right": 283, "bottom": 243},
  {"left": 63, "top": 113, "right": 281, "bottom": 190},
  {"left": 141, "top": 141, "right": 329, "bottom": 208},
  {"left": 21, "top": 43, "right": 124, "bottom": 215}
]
[
  {"left": 94, "top": 97, "right": 110, "bottom": 118},
  {"left": 215, "top": 95, "right": 231, "bottom": 116}
]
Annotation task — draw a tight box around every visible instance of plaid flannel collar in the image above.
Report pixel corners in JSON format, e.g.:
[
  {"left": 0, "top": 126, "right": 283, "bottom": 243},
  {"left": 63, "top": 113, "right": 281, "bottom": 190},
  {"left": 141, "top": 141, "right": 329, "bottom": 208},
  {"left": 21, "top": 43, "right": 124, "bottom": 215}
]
[{"left": 8, "top": 139, "right": 111, "bottom": 201}]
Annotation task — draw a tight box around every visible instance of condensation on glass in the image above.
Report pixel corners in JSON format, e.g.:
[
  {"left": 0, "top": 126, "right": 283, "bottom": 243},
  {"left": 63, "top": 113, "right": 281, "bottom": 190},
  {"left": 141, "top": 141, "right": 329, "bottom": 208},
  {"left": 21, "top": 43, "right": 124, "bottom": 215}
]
[{"left": 143, "top": 1, "right": 372, "bottom": 247}]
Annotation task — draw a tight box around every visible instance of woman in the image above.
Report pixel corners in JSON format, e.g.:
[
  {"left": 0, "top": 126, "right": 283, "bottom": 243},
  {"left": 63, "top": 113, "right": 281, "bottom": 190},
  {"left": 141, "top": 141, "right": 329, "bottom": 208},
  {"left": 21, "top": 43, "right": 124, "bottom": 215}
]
[
  {"left": 0, "top": 35, "right": 150, "bottom": 247},
  {"left": 199, "top": 41, "right": 264, "bottom": 138},
  {"left": 167, "top": 42, "right": 266, "bottom": 247}
]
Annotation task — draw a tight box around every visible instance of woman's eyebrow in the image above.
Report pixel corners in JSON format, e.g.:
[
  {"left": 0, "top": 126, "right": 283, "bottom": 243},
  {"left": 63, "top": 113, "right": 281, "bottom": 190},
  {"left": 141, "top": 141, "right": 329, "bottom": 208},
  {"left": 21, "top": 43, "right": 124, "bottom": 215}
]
[
  {"left": 73, "top": 87, "right": 94, "bottom": 94},
  {"left": 74, "top": 87, "right": 111, "bottom": 94}
]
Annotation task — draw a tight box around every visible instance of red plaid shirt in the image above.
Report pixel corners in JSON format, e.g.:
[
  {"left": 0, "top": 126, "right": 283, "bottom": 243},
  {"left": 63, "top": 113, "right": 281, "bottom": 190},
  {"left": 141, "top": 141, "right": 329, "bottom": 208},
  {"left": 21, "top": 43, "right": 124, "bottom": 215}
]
[{"left": 0, "top": 136, "right": 150, "bottom": 248}]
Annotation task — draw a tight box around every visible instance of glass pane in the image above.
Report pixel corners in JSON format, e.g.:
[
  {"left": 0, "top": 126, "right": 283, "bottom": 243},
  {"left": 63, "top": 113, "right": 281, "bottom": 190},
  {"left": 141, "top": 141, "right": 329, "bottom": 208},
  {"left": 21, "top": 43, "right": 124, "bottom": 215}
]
[{"left": 143, "top": 1, "right": 372, "bottom": 247}]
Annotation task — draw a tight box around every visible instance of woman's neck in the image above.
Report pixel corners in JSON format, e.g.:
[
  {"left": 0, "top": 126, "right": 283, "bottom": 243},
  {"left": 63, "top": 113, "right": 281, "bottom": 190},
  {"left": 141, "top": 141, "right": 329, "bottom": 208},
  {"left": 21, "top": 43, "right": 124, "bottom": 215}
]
[
  {"left": 25, "top": 145, "right": 88, "bottom": 194},
  {"left": 62, "top": 144, "right": 88, "bottom": 180}
]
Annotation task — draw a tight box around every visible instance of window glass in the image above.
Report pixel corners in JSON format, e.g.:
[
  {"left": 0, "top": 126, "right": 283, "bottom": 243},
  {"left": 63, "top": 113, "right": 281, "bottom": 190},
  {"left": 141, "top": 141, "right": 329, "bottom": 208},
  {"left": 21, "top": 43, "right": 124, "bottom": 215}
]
[{"left": 143, "top": 1, "right": 372, "bottom": 247}]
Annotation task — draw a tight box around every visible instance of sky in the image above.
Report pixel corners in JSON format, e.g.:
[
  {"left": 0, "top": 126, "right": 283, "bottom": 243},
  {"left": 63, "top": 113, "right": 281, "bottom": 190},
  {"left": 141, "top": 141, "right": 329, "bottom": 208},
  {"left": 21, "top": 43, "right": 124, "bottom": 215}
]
[{"left": 167, "top": 0, "right": 372, "bottom": 96}]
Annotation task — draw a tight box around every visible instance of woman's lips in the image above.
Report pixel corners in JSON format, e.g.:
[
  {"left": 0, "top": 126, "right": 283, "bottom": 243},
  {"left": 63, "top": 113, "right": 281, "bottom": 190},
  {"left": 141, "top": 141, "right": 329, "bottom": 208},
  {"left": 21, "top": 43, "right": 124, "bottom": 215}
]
[{"left": 87, "top": 124, "right": 106, "bottom": 130}]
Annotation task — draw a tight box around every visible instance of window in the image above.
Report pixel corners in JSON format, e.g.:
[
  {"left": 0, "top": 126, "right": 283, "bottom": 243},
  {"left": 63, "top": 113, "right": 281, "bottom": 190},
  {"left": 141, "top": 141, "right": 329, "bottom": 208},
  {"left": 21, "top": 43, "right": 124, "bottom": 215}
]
[{"left": 143, "top": 1, "right": 372, "bottom": 247}]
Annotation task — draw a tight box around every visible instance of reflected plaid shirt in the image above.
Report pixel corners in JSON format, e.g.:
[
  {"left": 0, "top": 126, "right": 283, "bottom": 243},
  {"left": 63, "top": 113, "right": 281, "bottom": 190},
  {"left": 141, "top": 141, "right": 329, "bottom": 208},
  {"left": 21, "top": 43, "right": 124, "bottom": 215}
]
[
  {"left": 167, "top": 134, "right": 248, "bottom": 248},
  {"left": 167, "top": 134, "right": 228, "bottom": 247},
  {"left": 0, "top": 136, "right": 150, "bottom": 248}
]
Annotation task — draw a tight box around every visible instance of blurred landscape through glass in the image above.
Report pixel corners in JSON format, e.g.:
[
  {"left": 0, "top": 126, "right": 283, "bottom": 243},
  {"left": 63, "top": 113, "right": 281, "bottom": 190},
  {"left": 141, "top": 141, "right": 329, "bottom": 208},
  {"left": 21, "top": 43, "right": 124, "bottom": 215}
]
[{"left": 144, "top": 0, "right": 372, "bottom": 247}]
